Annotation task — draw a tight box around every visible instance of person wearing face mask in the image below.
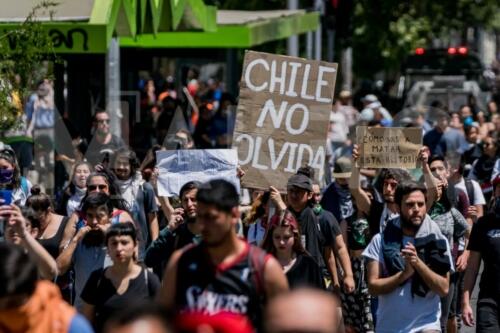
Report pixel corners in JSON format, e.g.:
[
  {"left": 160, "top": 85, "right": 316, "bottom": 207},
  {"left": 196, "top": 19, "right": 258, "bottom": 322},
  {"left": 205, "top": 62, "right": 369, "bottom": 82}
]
[
  {"left": 56, "top": 193, "right": 124, "bottom": 310},
  {"left": 462, "top": 176, "right": 500, "bottom": 332},
  {"left": 59, "top": 171, "right": 135, "bottom": 255},
  {"left": 144, "top": 181, "right": 202, "bottom": 278},
  {"left": 0, "top": 147, "right": 31, "bottom": 205},
  {"left": 57, "top": 162, "right": 92, "bottom": 217}
]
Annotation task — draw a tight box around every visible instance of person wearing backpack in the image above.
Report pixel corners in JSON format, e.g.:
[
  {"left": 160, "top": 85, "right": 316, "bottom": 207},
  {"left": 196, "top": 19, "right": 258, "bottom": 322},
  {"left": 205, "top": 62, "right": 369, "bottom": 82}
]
[
  {"left": 81, "top": 222, "right": 160, "bottom": 333},
  {"left": 159, "top": 179, "right": 289, "bottom": 331}
]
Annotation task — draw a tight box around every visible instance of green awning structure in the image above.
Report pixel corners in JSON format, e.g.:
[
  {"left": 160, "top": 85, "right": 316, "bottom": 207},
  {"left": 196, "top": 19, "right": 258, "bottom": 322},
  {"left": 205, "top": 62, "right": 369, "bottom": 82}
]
[{"left": 0, "top": 0, "right": 319, "bottom": 53}]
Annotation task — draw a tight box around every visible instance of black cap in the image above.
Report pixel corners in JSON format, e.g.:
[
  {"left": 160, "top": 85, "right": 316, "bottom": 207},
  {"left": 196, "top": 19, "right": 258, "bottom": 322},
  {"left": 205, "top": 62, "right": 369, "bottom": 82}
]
[{"left": 287, "top": 174, "right": 313, "bottom": 192}]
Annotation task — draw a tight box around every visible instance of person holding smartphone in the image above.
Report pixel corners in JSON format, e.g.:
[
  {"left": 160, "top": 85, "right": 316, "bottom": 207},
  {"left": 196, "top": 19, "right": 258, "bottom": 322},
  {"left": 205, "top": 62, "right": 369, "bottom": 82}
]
[
  {"left": 1, "top": 204, "right": 58, "bottom": 280},
  {"left": 144, "top": 181, "right": 202, "bottom": 278}
]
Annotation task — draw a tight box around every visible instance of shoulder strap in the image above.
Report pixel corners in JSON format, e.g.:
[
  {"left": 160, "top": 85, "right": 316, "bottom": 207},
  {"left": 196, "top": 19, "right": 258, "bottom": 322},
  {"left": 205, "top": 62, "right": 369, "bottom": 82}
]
[
  {"left": 20, "top": 177, "right": 29, "bottom": 195},
  {"left": 144, "top": 268, "right": 153, "bottom": 297},
  {"left": 248, "top": 245, "right": 268, "bottom": 296},
  {"left": 464, "top": 179, "right": 475, "bottom": 205}
]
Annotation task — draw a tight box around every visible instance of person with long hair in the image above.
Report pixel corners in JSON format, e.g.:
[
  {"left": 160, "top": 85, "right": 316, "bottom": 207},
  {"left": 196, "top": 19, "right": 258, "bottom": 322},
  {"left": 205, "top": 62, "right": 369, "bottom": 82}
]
[
  {"left": 0, "top": 146, "right": 31, "bottom": 205},
  {"left": 110, "top": 148, "right": 159, "bottom": 254},
  {"left": 244, "top": 191, "right": 270, "bottom": 246},
  {"left": 57, "top": 161, "right": 92, "bottom": 217},
  {"left": 81, "top": 222, "right": 160, "bottom": 333},
  {"left": 26, "top": 186, "right": 70, "bottom": 259},
  {"left": 262, "top": 210, "right": 325, "bottom": 290},
  {"left": 428, "top": 155, "right": 471, "bottom": 332},
  {"left": 59, "top": 171, "right": 134, "bottom": 253},
  {"left": 1, "top": 205, "right": 58, "bottom": 280},
  {"left": 0, "top": 243, "right": 93, "bottom": 333}
]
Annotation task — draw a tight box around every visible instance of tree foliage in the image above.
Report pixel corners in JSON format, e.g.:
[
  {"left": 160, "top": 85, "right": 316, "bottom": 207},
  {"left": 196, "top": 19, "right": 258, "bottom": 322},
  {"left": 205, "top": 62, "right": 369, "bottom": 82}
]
[
  {"left": 0, "top": 1, "right": 57, "bottom": 131},
  {"left": 352, "top": 0, "right": 499, "bottom": 78}
]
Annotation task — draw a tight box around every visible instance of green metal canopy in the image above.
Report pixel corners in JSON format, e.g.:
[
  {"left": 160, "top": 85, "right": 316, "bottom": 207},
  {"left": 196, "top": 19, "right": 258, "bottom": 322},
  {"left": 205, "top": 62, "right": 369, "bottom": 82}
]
[{"left": 0, "top": 0, "right": 319, "bottom": 53}]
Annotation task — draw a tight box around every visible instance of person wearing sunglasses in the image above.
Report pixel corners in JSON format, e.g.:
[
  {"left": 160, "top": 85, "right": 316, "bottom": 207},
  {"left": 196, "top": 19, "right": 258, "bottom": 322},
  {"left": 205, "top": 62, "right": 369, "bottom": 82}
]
[
  {"left": 86, "top": 110, "right": 126, "bottom": 166},
  {"left": 59, "top": 171, "right": 134, "bottom": 255}
]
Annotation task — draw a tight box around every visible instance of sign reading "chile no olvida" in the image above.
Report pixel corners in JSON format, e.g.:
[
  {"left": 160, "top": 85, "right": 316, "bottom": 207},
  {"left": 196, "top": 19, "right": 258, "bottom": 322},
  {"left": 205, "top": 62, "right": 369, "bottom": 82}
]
[{"left": 233, "top": 51, "right": 338, "bottom": 190}]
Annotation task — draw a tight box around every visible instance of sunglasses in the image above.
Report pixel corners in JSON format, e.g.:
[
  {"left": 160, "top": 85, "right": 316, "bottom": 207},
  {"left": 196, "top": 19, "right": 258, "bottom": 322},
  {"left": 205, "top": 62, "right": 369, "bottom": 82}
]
[
  {"left": 97, "top": 119, "right": 110, "bottom": 124},
  {"left": 88, "top": 184, "right": 108, "bottom": 191}
]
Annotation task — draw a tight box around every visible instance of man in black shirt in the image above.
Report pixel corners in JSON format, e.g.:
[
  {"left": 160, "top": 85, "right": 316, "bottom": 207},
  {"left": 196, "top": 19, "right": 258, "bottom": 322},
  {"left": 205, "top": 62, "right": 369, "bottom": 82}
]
[
  {"left": 86, "top": 110, "right": 126, "bottom": 166},
  {"left": 159, "top": 179, "right": 288, "bottom": 329},
  {"left": 144, "top": 181, "right": 202, "bottom": 278},
  {"left": 463, "top": 176, "right": 500, "bottom": 331},
  {"left": 283, "top": 173, "right": 354, "bottom": 293}
]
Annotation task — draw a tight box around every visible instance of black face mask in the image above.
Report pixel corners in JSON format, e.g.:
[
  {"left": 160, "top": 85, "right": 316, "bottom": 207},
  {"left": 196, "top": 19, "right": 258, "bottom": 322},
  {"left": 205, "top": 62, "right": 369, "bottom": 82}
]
[{"left": 82, "top": 229, "right": 106, "bottom": 247}]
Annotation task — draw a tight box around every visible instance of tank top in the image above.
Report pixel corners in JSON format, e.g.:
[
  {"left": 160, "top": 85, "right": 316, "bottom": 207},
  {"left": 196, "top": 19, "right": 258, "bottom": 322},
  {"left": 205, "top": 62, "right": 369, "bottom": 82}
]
[
  {"left": 175, "top": 242, "right": 268, "bottom": 328},
  {"left": 38, "top": 216, "right": 69, "bottom": 259}
]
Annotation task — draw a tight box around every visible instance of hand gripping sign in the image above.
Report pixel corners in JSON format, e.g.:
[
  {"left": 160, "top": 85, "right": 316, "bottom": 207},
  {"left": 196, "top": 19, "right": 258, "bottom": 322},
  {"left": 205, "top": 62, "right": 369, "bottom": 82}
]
[{"left": 232, "top": 51, "right": 338, "bottom": 190}]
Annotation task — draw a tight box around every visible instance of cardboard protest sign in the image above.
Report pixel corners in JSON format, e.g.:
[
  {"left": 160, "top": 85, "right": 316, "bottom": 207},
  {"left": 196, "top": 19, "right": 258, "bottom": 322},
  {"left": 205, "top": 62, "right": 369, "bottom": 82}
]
[
  {"left": 156, "top": 149, "right": 239, "bottom": 197},
  {"left": 356, "top": 126, "right": 422, "bottom": 168},
  {"left": 233, "top": 51, "right": 338, "bottom": 190}
]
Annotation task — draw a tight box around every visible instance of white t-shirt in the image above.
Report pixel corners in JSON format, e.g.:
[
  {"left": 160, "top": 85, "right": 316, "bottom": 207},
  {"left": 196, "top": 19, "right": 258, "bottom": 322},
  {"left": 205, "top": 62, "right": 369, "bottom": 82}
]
[
  {"left": 363, "top": 233, "right": 445, "bottom": 333},
  {"left": 455, "top": 178, "right": 486, "bottom": 206}
]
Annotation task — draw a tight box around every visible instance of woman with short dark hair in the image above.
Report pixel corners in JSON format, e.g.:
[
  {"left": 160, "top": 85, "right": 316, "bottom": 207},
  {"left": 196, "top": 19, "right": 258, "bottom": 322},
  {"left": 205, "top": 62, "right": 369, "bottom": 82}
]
[{"left": 81, "top": 222, "right": 160, "bottom": 333}]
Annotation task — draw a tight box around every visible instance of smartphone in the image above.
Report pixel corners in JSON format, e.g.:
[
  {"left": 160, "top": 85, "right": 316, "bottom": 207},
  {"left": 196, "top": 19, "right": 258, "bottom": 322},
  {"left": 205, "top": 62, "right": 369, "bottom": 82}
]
[{"left": 0, "top": 189, "right": 12, "bottom": 206}]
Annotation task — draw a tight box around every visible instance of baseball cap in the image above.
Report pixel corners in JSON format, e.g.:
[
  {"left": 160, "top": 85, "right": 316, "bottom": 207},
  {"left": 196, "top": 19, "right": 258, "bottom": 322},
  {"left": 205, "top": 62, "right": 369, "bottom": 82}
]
[
  {"left": 332, "top": 157, "right": 352, "bottom": 178},
  {"left": 287, "top": 174, "right": 313, "bottom": 192}
]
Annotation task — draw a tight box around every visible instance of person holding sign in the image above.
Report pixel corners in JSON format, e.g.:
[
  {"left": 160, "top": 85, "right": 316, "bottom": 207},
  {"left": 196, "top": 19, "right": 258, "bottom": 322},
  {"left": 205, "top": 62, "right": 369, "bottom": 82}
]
[
  {"left": 350, "top": 144, "right": 438, "bottom": 234},
  {"left": 272, "top": 173, "right": 355, "bottom": 294}
]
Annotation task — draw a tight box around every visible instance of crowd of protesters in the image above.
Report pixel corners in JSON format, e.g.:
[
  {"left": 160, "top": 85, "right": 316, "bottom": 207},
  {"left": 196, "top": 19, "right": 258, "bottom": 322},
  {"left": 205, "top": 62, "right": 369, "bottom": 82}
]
[{"left": 0, "top": 68, "right": 500, "bottom": 333}]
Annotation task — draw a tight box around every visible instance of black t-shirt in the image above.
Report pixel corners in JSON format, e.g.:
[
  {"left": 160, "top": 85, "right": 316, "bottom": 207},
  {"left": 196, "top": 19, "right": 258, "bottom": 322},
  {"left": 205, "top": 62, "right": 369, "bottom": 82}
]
[
  {"left": 144, "top": 222, "right": 199, "bottom": 278},
  {"left": 86, "top": 134, "right": 126, "bottom": 166},
  {"left": 81, "top": 267, "right": 160, "bottom": 332},
  {"left": 315, "top": 208, "right": 341, "bottom": 248},
  {"left": 290, "top": 206, "right": 325, "bottom": 268},
  {"left": 286, "top": 253, "right": 325, "bottom": 290},
  {"left": 467, "top": 213, "right": 500, "bottom": 299},
  {"left": 174, "top": 242, "right": 268, "bottom": 329}
]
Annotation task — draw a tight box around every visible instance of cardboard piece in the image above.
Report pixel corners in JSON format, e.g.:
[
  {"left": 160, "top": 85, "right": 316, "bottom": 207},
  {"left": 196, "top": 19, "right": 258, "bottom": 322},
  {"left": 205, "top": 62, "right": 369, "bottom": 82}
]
[
  {"left": 156, "top": 149, "right": 239, "bottom": 197},
  {"left": 356, "top": 126, "right": 422, "bottom": 168},
  {"left": 233, "top": 50, "right": 338, "bottom": 190}
]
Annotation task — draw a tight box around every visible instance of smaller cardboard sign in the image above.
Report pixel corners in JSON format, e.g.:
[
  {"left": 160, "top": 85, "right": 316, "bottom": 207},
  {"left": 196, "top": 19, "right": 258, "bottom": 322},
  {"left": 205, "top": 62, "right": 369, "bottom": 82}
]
[
  {"left": 356, "top": 127, "right": 422, "bottom": 168},
  {"left": 156, "top": 149, "right": 239, "bottom": 197}
]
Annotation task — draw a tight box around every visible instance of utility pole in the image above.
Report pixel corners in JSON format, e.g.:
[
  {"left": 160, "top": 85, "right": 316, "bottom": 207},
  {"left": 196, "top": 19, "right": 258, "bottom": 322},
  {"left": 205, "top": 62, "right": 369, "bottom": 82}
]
[{"left": 287, "top": 0, "right": 299, "bottom": 57}]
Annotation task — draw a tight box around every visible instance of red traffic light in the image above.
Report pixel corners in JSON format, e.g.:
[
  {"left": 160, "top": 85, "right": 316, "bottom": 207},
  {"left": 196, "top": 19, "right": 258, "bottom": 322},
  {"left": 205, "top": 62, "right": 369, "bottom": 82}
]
[
  {"left": 447, "top": 47, "right": 457, "bottom": 55},
  {"left": 415, "top": 48, "right": 425, "bottom": 55},
  {"left": 458, "top": 47, "right": 468, "bottom": 54}
]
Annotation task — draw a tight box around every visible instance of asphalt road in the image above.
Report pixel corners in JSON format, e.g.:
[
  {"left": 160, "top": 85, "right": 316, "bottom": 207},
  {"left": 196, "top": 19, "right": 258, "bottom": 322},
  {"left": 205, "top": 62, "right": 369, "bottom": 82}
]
[{"left": 461, "top": 267, "right": 481, "bottom": 333}]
